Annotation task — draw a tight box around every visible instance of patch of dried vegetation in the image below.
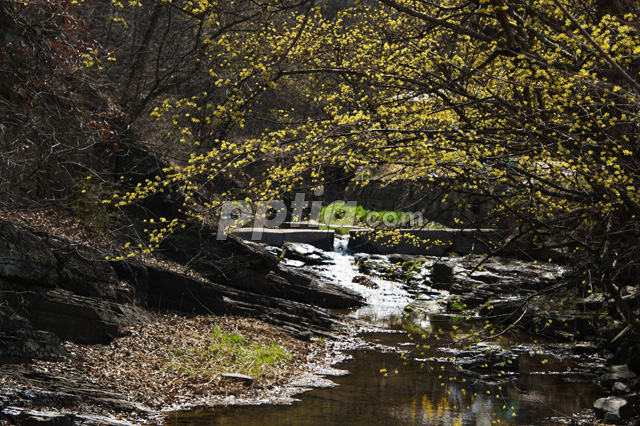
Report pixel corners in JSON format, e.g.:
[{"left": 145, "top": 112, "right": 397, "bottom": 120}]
[{"left": 34, "top": 313, "right": 329, "bottom": 413}]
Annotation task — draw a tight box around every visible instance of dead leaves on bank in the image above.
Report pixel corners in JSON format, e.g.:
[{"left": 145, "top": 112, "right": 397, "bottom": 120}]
[{"left": 35, "top": 314, "right": 321, "bottom": 410}]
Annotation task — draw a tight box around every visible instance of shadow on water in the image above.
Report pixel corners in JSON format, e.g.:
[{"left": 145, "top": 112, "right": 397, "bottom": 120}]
[{"left": 165, "top": 312, "right": 603, "bottom": 426}]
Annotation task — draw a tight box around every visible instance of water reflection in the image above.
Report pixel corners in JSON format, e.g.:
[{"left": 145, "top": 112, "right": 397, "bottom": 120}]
[
  {"left": 165, "top": 320, "right": 602, "bottom": 426},
  {"left": 390, "top": 391, "right": 513, "bottom": 426}
]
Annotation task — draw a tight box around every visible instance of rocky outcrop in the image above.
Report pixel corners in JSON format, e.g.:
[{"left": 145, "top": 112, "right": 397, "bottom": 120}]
[
  {"left": 1, "top": 364, "right": 153, "bottom": 425},
  {"left": 143, "top": 265, "right": 346, "bottom": 339},
  {"left": 158, "top": 226, "right": 360, "bottom": 310},
  {"left": 430, "top": 257, "right": 564, "bottom": 302},
  {"left": 397, "top": 255, "right": 624, "bottom": 346},
  {"left": 0, "top": 219, "right": 361, "bottom": 354},
  {"left": 402, "top": 256, "right": 566, "bottom": 330}
]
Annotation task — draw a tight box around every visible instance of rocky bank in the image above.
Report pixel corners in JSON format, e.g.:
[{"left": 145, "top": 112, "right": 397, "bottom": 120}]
[{"left": 0, "top": 218, "right": 361, "bottom": 424}]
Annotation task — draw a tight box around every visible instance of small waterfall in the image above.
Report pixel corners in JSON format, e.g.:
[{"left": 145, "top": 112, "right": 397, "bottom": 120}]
[
  {"left": 333, "top": 234, "right": 350, "bottom": 255},
  {"left": 311, "top": 235, "right": 412, "bottom": 327}
]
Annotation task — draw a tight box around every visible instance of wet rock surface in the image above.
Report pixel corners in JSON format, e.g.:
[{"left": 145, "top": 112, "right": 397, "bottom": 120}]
[
  {"left": 352, "top": 275, "right": 378, "bottom": 289},
  {"left": 353, "top": 253, "right": 434, "bottom": 298},
  {"left": 282, "top": 242, "right": 334, "bottom": 266},
  {"left": 453, "top": 343, "right": 519, "bottom": 381},
  {"left": 354, "top": 254, "right": 405, "bottom": 281}
]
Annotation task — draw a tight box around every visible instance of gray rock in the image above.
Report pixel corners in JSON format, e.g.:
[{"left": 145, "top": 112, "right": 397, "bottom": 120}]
[
  {"left": 282, "top": 242, "right": 333, "bottom": 265},
  {"left": 599, "top": 364, "right": 637, "bottom": 388},
  {"left": 282, "top": 259, "right": 305, "bottom": 268},
  {"left": 438, "top": 256, "right": 563, "bottom": 316},
  {"left": 468, "top": 270, "right": 500, "bottom": 284},
  {"left": 612, "top": 381, "right": 631, "bottom": 394},
  {"left": 479, "top": 297, "right": 527, "bottom": 318},
  {"left": 594, "top": 396, "right": 627, "bottom": 424},
  {"left": 274, "top": 265, "right": 363, "bottom": 309}
]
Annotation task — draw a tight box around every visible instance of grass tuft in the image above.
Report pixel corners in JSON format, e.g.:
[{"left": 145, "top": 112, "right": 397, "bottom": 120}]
[{"left": 168, "top": 326, "right": 293, "bottom": 379}]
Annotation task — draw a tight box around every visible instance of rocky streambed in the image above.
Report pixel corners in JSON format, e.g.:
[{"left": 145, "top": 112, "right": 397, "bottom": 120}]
[
  {"left": 273, "top": 238, "right": 640, "bottom": 425},
  {"left": 2, "top": 220, "right": 640, "bottom": 425}
]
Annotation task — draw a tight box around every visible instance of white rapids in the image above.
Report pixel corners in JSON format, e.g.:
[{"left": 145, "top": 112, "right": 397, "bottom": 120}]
[{"left": 308, "top": 235, "right": 413, "bottom": 326}]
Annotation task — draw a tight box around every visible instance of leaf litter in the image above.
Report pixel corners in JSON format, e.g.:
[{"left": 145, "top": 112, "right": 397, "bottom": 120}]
[{"left": 33, "top": 313, "right": 339, "bottom": 422}]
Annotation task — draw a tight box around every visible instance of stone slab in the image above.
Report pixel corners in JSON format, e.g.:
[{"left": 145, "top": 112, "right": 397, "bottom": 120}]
[{"left": 232, "top": 228, "right": 334, "bottom": 251}]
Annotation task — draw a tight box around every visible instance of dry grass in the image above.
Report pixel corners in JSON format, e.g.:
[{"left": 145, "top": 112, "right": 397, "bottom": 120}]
[{"left": 35, "top": 313, "right": 327, "bottom": 411}]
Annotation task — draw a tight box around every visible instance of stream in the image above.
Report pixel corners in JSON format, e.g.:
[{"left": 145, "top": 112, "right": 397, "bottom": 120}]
[{"left": 165, "top": 236, "right": 607, "bottom": 426}]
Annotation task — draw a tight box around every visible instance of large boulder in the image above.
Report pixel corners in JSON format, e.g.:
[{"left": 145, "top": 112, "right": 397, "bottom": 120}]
[{"left": 593, "top": 396, "right": 631, "bottom": 424}]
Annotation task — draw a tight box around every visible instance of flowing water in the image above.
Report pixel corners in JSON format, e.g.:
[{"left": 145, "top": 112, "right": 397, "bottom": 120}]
[{"left": 166, "top": 236, "right": 605, "bottom": 426}]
